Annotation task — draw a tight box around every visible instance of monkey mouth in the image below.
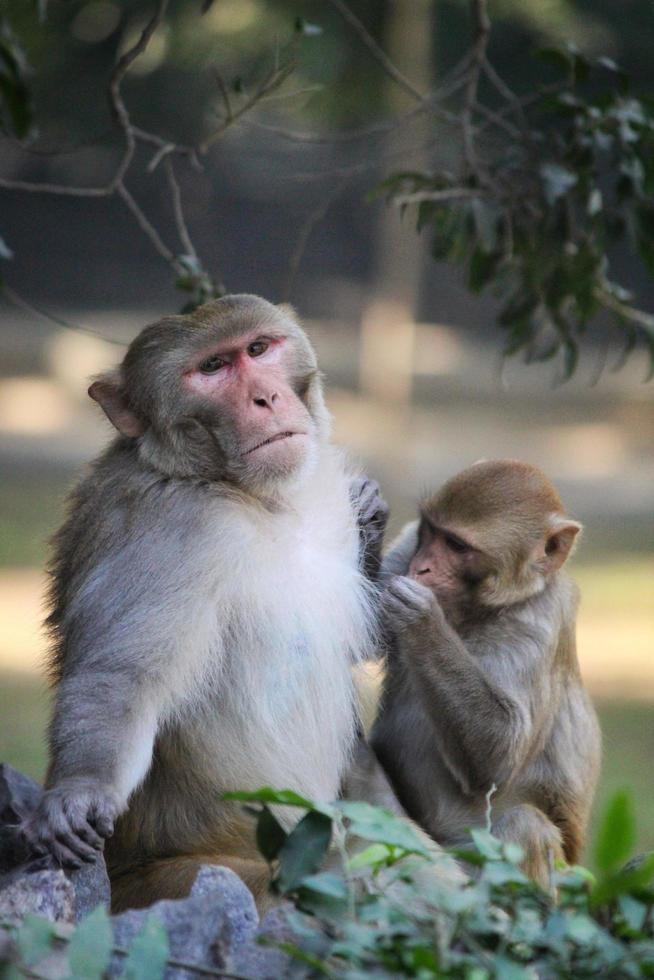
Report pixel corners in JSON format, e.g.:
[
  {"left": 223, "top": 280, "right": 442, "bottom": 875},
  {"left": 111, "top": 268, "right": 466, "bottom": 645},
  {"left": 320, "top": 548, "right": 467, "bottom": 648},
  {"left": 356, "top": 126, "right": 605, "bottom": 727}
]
[{"left": 243, "top": 431, "right": 304, "bottom": 456}]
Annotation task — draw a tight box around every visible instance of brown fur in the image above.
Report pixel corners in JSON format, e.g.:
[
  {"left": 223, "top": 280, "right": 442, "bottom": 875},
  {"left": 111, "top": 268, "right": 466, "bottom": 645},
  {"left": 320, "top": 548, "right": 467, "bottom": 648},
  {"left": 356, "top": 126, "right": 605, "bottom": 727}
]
[{"left": 372, "top": 460, "right": 601, "bottom": 889}]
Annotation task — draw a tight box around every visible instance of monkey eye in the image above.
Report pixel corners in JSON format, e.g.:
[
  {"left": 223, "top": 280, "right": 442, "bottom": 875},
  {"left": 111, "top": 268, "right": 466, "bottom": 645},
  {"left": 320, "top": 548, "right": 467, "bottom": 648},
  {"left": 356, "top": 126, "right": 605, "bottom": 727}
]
[
  {"left": 444, "top": 533, "right": 470, "bottom": 554},
  {"left": 247, "top": 339, "right": 269, "bottom": 358},
  {"left": 199, "top": 354, "right": 226, "bottom": 374}
]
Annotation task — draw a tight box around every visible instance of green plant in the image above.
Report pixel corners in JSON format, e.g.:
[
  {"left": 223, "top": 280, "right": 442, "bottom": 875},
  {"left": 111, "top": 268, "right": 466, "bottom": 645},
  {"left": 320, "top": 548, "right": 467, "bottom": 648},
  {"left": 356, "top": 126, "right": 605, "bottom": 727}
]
[
  {"left": 378, "top": 38, "right": 654, "bottom": 380},
  {"left": 226, "top": 787, "right": 654, "bottom": 978}
]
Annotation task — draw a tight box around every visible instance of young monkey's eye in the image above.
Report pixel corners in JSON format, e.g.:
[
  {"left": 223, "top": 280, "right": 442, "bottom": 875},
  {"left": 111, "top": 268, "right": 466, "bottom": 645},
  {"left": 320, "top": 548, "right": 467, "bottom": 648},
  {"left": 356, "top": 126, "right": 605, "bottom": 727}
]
[
  {"left": 247, "top": 339, "right": 269, "bottom": 358},
  {"left": 199, "top": 354, "right": 226, "bottom": 374},
  {"left": 444, "top": 533, "right": 470, "bottom": 554}
]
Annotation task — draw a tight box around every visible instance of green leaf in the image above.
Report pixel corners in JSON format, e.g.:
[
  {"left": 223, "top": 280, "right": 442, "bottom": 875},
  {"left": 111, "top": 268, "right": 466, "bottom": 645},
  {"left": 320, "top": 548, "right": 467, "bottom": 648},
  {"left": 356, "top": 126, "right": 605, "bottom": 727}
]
[
  {"left": 338, "top": 801, "right": 430, "bottom": 856},
  {"left": 15, "top": 915, "right": 56, "bottom": 968},
  {"left": 67, "top": 906, "right": 113, "bottom": 980},
  {"left": 470, "top": 828, "right": 503, "bottom": 861},
  {"left": 618, "top": 895, "right": 648, "bottom": 933},
  {"left": 276, "top": 811, "right": 333, "bottom": 893},
  {"left": 299, "top": 872, "right": 348, "bottom": 900},
  {"left": 540, "top": 163, "right": 578, "bottom": 205},
  {"left": 347, "top": 843, "right": 394, "bottom": 870},
  {"left": 224, "top": 787, "right": 316, "bottom": 809},
  {"left": 256, "top": 805, "right": 287, "bottom": 862},
  {"left": 594, "top": 790, "right": 636, "bottom": 873},
  {"left": 122, "top": 914, "right": 169, "bottom": 980},
  {"left": 561, "top": 339, "right": 579, "bottom": 381},
  {"left": 294, "top": 17, "right": 322, "bottom": 36}
]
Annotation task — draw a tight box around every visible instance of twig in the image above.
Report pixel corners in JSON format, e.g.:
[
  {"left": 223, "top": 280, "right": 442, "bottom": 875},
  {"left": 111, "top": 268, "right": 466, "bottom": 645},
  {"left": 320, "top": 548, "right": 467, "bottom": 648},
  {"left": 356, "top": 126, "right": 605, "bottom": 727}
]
[
  {"left": 199, "top": 61, "right": 296, "bottom": 153},
  {"left": 594, "top": 286, "right": 654, "bottom": 331},
  {"left": 116, "top": 181, "right": 180, "bottom": 269},
  {"left": 325, "top": 0, "right": 426, "bottom": 103},
  {"left": 393, "top": 188, "right": 488, "bottom": 206},
  {"left": 213, "top": 66, "right": 233, "bottom": 121},
  {"left": 1, "top": 285, "right": 126, "bottom": 345},
  {"left": 283, "top": 178, "right": 350, "bottom": 300},
  {"left": 461, "top": 0, "right": 491, "bottom": 176},
  {"left": 164, "top": 156, "right": 198, "bottom": 259}
]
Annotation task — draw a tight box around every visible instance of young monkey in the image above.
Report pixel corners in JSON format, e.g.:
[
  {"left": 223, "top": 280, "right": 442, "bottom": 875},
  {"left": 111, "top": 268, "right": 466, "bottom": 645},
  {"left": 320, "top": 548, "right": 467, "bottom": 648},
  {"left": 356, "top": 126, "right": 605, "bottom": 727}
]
[{"left": 371, "top": 460, "right": 601, "bottom": 887}]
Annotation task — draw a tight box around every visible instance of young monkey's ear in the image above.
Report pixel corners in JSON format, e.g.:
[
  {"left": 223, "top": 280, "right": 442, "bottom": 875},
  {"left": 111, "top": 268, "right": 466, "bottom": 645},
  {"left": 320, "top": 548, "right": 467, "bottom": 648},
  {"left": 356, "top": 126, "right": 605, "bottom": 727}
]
[
  {"left": 88, "top": 371, "right": 146, "bottom": 438},
  {"left": 535, "top": 516, "right": 582, "bottom": 574}
]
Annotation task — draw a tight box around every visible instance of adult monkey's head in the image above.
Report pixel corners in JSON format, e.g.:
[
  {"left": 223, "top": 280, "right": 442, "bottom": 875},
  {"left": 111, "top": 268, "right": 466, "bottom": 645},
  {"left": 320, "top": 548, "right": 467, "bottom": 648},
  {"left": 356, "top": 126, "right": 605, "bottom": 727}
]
[{"left": 88, "top": 295, "right": 329, "bottom": 490}]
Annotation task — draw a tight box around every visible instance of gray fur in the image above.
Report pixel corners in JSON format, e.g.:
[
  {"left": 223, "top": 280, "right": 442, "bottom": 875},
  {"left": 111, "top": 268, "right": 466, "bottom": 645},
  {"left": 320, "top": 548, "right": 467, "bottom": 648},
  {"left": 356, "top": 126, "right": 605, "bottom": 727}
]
[{"left": 22, "top": 297, "right": 380, "bottom": 894}]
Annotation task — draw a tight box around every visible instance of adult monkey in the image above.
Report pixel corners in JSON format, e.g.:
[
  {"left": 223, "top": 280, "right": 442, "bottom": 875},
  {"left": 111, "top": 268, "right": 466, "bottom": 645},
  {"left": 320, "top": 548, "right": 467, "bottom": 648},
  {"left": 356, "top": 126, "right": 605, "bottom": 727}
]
[{"left": 23, "top": 295, "right": 390, "bottom": 911}]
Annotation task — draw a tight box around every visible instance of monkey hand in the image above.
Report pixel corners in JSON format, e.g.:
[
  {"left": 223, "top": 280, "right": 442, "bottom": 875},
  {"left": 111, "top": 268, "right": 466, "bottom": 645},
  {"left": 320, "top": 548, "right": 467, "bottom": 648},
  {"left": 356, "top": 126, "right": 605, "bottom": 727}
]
[
  {"left": 382, "top": 575, "right": 442, "bottom": 631},
  {"left": 21, "top": 779, "right": 118, "bottom": 870},
  {"left": 350, "top": 476, "right": 389, "bottom": 579}
]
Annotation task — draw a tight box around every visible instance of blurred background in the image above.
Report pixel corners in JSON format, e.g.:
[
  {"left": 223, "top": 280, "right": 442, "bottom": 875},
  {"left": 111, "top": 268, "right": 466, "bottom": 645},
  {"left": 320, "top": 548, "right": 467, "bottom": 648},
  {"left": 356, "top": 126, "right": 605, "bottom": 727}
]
[{"left": 0, "top": 0, "right": 652, "bottom": 866}]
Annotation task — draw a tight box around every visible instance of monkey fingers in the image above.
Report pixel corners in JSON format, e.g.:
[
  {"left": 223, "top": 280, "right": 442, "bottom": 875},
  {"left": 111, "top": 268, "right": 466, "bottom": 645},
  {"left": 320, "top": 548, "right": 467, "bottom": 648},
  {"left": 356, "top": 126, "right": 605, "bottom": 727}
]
[
  {"left": 383, "top": 575, "right": 437, "bottom": 628},
  {"left": 22, "top": 787, "right": 117, "bottom": 869},
  {"left": 350, "top": 476, "right": 389, "bottom": 530}
]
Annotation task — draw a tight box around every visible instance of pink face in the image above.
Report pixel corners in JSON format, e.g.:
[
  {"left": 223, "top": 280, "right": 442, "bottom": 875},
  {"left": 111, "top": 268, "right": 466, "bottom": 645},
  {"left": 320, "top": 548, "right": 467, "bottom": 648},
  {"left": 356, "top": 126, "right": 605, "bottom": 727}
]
[
  {"left": 408, "top": 519, "right": 482, "bottom": 601},
  {"left": 183, "top": 330, "right": 312, "bottom": 477}
]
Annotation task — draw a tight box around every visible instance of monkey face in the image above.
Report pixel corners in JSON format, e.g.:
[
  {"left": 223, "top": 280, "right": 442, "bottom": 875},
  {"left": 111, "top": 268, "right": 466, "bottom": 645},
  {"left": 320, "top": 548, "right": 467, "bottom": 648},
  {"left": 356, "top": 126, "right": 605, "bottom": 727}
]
[
  {"left": 89, "top": 296, "right": 329, "bottom": 489},
  {"left": 182, "top": 329, "right": 318, "bottom": 486},
  {"left": 410, "top": 460, "right": 582, "bottom": 615},
  {"left": 408, "top": 517, "right": 489, "bottom": 610}
]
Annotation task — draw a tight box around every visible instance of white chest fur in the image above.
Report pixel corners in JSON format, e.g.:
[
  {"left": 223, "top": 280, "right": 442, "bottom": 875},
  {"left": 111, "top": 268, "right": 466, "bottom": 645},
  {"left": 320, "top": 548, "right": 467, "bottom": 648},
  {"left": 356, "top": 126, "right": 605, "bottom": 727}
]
[{"left": 179, "top": 450, "right": 374, "bottom": 802}]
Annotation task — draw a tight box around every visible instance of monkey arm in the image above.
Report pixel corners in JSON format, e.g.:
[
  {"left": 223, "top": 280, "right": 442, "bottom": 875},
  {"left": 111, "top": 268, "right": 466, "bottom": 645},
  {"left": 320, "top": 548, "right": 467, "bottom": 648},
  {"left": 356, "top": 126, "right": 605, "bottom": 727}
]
[
  {"left": 384, "top": 577, "right": 553, "bottom": 798},
  {"left": 26, "top": 509, "right": 230, "bottom": 867}
]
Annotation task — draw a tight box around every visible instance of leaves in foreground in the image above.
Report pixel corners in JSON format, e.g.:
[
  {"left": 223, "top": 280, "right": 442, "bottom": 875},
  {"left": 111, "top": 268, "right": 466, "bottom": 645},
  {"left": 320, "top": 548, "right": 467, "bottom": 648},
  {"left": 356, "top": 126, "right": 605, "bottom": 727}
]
[
  {"left": 231, "top": 786, "right": 654, "bottom": 978},
  {"left": 2, "top": 789, "right": 653, "bottom": 978}
]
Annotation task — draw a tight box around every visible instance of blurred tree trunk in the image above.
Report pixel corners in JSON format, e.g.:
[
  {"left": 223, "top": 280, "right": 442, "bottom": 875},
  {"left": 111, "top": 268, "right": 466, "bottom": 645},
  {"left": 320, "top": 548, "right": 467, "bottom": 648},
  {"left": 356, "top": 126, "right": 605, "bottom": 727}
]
[{"left": 359, "top": 0, "right": 433, "bottom": 402}]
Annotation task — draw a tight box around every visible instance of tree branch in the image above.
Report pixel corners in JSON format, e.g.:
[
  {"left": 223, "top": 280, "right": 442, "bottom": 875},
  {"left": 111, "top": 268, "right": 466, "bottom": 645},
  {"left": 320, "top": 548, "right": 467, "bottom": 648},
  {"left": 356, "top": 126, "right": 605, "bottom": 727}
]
[
  {"left": 325, "top": 0, "right": 426, "bottom": 103},
  {"left": 164, "top": 156, "right": 198, "bottom": 260}
]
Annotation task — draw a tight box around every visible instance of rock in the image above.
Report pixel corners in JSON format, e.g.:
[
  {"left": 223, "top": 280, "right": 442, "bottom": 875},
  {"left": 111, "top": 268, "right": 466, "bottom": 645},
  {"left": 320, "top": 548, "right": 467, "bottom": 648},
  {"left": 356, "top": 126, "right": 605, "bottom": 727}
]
[
  {"left": 110, "top": 865, "right": 259, "bottom": 979},
  {"left": 233, "top": 904, "right": 309, "bottom": 979},
  {"left": 68, "top": 859, "right": 111, "bottom": 923},
  {"left": 0, "top": 869, "right": 75, "bottom": 925},
  {"left": 0, "top": 764, "right": 42, "bottom": 873},
  {"left": 0, "top": 763, "right": 110, "bottom": 921},
  {"left": 0, "top": 764, "right": 42, "bottom": 823}
]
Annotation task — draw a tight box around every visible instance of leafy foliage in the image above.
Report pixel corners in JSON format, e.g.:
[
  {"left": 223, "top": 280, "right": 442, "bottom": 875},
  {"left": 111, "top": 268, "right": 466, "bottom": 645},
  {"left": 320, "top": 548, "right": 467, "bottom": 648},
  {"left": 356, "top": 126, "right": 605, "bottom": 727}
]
[
  {"left": 1, "top": 788, "right": 653, "bottom": 977},
  {"left": 380, "top": 46, "right": 654, "bottom": 379},
  {"left": 231, "top": 787, "right": 654, "bottom": 978}
]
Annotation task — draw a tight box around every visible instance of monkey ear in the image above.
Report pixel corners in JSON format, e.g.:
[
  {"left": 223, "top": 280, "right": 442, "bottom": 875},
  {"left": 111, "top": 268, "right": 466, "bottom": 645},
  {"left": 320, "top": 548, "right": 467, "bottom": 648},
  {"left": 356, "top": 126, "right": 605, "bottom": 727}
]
[
  {"left": 88, "top": 374, "right": 146, "bottom": 438},
  {"left": 536, "top": 517, "right": 582, "bottom": 574}
]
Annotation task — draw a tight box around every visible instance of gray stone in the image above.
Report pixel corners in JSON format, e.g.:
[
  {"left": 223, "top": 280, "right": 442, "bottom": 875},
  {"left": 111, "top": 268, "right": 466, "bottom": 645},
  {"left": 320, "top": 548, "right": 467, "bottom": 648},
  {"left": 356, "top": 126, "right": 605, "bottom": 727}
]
[
  {"left": 109, "top": 865, "right": 259, "bottom": 979},
  {"left": 68, "top": 857, "right": 111, "bottom": 922},
  {"left": 233, "top": 904, "right": 309, "bottom": 979},
  {"left": 0, "top": 764, "right": 42, "bottom": 873},
  {"left": 0, "top": 764, "right": 42, "bottom": 823},
  {"left": 0, "top": 869, "right": 75, "bottom": 925}
]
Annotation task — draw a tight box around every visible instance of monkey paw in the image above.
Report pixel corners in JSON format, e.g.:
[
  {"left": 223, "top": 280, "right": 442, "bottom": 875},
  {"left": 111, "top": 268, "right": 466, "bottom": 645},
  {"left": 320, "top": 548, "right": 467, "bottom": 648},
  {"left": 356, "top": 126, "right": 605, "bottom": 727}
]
[
  {"left": 382, "top": 575, "right": 439, "bottom": 628},
  {"left": 350, "top": 476, "right": 389, "bottom": 579},
  {"left": 21, "top": 781, "right": 118, "bottom": 870},
  {"left": 350, "top": 476, "right": 389, "bottom": 533}
]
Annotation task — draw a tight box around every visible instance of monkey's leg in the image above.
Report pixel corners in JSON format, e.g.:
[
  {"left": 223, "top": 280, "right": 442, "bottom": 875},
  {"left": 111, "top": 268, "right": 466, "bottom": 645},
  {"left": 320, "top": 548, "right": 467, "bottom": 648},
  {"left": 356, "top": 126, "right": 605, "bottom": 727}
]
[
  {"left": 492, "top": 804, "right": 565, "bottom": 891},
  {"left": 110, "top": 854, "right": 274, "bottom": 914}
]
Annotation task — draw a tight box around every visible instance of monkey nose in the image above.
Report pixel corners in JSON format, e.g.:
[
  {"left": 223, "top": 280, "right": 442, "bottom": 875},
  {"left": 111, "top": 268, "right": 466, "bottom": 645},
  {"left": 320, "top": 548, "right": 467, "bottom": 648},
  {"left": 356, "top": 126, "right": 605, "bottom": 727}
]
[{"left": 252, "top": 392, "right": 278, "bottom": 408}]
